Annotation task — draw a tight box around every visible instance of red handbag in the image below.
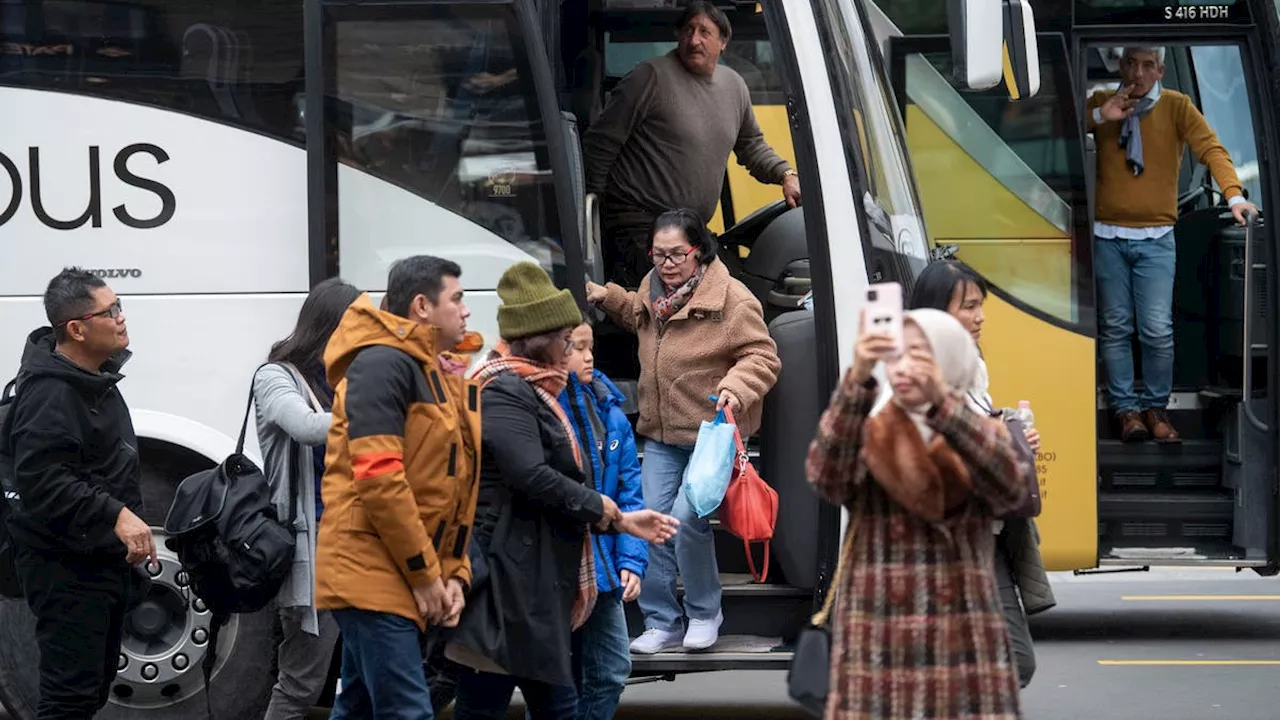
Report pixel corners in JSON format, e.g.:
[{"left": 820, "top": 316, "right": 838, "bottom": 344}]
[{"left": 719, "top": 408, "right": 778, "bottom": 583}]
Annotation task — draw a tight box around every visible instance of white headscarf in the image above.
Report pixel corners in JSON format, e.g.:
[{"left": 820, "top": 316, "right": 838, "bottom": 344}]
[
  {"left": 968, "top": 355, "right": 995, "bottom": 416},
  {"left": 871, "top": 309, "right": 982, "bottom": 442}
]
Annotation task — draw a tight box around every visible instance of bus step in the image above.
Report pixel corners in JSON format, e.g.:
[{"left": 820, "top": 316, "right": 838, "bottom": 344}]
[
  {"left": 1097, "top": 439, "right": 1223, "bottom": 493},
  {"left": 1098, "top": 490, "right": 1235, "bottom": 546},
  {"left": 631, "top": 641, "right": 794, "bottom": 674}
]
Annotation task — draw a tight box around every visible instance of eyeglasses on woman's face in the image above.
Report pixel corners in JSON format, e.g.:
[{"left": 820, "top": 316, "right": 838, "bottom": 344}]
[{"left": 648, "top": 247, "right": 693, "bottom": 267}]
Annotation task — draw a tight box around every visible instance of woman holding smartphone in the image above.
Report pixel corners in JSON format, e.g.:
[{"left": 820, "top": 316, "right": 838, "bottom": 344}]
[
  {"left": 907, "top": 260, "right": 1055, "bottom": 688},
  {"left": 808, "top": 304, "right": 1031, "bottom": 719}
]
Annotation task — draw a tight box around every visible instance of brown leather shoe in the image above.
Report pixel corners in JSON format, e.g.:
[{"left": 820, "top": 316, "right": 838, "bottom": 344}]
[
  {"left": 1143, "top": 408, "right": 1181, "bottom": 443},
  {"left": 1118, "top": 411, "right": 1150, "bottom": 443}
]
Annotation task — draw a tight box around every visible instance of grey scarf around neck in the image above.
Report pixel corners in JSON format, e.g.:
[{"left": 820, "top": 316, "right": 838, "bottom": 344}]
[{"left": 1119, "top": 85, "right": 1160, "bottom": 176}]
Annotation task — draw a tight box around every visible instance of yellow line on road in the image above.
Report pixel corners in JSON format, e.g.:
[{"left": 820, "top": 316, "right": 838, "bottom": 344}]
[
  {"left": 1100, "top": 660, "right": 1280, "bottom": 666},
  {"left": 1120, "top": 595, "right": 1280, "bottom": 601}
]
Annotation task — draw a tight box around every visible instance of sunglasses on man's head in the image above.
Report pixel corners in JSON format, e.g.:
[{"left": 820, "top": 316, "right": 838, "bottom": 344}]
[{"left": 57, "top": 299, "right": 123, "bottom": 328}]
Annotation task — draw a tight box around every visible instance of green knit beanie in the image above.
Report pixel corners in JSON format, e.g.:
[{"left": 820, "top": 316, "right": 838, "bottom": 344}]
[{"left": 496, "top": 262, "right": 583, "bottom": 340}]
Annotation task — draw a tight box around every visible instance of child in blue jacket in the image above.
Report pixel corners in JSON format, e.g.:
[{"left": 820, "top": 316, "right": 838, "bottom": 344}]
[{"left": 558, "top": 320, "right": 647, "bottom": 720}]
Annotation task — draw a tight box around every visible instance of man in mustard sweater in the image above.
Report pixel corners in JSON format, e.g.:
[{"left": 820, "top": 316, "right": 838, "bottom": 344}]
[{"left": 1087, "top": 46, "right": 1257, "bottom": 443}]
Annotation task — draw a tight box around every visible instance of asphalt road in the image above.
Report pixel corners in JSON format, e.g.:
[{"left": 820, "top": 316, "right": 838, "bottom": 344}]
[
  {"left": 485, "top": 568, "right": 1280, "bottom": 719},
  {"left": 6, "top": 569, "right": 1279, "bottom": 719}
]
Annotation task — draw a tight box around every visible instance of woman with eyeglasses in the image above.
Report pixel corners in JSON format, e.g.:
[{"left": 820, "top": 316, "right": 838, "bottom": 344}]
[{"left": 586, "top": 208, "right": 781, "bottom": 654}]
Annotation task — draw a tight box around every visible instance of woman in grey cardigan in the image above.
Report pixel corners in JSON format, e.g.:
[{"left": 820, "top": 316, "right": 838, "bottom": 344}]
[{"left": 253, "top": 278, "right": 361, "bottom": 720}]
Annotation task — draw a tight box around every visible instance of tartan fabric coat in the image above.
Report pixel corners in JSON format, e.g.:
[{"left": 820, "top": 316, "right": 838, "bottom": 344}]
[{"left": 806, "top": 372, "right": 1032, "bottom": 720}]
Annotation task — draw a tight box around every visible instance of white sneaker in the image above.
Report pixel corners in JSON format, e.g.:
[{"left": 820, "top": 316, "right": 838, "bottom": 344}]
[
  {"left": 630, "top": 628, "right": 682, "bottom": 655},
  {"left": 682, "top": 611, "right": 723, "bottom": 651}
]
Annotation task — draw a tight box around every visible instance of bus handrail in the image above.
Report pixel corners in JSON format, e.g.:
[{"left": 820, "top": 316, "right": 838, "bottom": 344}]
[
  {"left": 1241, "top": 209, "right": 1267, "bottom": 433},
  {"left": 584, "top": 192, "right": 603, "bottom": 283}
]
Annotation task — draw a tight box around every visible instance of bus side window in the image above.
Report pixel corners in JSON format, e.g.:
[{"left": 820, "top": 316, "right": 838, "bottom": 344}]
[
  {"left": 895, "top": 38, "right": 1089, "bottom": 326},
  {"left": 1188, "top": 46, "right": 1261, "bottom": 208}
]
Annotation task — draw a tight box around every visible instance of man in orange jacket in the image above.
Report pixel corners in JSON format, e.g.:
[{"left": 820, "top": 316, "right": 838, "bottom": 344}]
[{"left": 315, "top": 255, "right": 480, "bottom": 720}]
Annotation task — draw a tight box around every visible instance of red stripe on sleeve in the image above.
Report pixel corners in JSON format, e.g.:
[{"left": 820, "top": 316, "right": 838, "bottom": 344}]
[{"left": 352, "top": 452, "right": 405, "bottom": 481}]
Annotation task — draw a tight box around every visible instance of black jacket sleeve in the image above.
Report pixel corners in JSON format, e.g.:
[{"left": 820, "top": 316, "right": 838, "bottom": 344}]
[
  {"left": 10, "top": 379, "right": 125, "bottom": 546},
  {"left": 481, "top": 378, "right": 605, "bottom": 525}
]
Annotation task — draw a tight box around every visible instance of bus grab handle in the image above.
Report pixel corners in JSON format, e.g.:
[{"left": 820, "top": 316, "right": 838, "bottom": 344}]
[{"left": 1241, "top": 210, "right": 1268, "bottom": 433}]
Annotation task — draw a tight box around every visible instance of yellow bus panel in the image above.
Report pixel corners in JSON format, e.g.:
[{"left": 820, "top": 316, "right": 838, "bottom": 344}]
[
  {"left": 904, "top": 104, "right": 1097, "bottom": 570},
  {"left": 982, "top": 294, "right": 1098, "bottom": 571},
  {"left": 710, "top": 103, "right": 796, "bottom": 235}
]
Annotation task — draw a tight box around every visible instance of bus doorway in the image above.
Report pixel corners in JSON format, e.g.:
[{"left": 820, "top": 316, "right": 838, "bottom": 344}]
[
  {"left": 881, "top": 0, "right": 1280, "bottom": 575},
  {"left": 1077, "top": 38, "right": 1278, "bottom": 571}
]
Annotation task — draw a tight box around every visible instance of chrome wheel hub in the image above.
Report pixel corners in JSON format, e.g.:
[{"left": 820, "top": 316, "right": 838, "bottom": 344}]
[{"left": 111, "top": 528, "right": 235, "bottom": 708}]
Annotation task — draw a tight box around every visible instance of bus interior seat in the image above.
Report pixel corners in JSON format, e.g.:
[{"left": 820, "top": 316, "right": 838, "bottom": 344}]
[
  {"left": 760, "top": 305, "right": 821, "bottom": 590},
  {"left": 736, "top": 205, "right": 810, "bottom": 324},
  {"left": 179, "top": 24, "right": 261, "bottom": 125}
]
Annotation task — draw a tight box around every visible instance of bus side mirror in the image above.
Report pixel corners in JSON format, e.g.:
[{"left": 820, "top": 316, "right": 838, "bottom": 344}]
[
  {"left": 1003, "top": 0, "right": 1041, "bottom": 99},
  {"left": 947, "top": 0, "right": 1003, "bottom": 91}
]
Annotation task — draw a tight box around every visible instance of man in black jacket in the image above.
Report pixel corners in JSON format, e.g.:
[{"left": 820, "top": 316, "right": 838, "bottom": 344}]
[{"left": 2, "top": 267, "right": 153, "bottom": 719}]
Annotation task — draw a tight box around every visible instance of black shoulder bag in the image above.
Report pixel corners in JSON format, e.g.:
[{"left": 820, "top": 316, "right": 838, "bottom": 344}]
[{"left": 787, "top": 501, "right": 862, "bottom": 717}]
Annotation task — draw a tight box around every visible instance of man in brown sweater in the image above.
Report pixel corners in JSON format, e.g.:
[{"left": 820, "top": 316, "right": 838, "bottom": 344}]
[
  {"left": 582, "top": 1, "right": 800, "bottom": 289},
  {"left": 1087, "top": 46, "right": 1256, "bottom": 443}
]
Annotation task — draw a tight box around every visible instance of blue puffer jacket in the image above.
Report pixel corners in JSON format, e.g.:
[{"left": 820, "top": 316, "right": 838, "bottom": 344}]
[{"left": 560, "top": 371, "right": 649, "bottom": 593}]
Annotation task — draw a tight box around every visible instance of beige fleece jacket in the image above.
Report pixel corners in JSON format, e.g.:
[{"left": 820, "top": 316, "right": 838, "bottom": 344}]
[{"left": 599, "top": 258, "right": 781, "bottom": 446}]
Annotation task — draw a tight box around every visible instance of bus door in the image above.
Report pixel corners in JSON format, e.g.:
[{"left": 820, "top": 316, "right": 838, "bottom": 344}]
[
  {"left": 1072, "top": 0, "right": 1280, "bottom": 573},
  {"left": 886, "top": 32, "right": 1099, "bottom": 571},
  {"left": 307, "top": 0, "right": 590, "bottom": 355}
]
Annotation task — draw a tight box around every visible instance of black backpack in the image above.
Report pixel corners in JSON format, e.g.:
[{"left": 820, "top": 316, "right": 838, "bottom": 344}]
[
  {"left": 162, "top": 370, "right": 298, "bottom": 708},
  {"left": 0, "top": 378, "right": 24, "bottom": 599}
]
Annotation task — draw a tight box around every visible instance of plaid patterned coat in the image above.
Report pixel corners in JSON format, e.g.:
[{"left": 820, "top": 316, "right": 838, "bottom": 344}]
[{"left": 806, "top": 372, "right": 1031, "bottom": 720}]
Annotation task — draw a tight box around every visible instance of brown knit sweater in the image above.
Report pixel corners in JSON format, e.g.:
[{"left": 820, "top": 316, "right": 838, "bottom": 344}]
[
  {"left": 582, "top": 51, "right": 791, "bottom": 223},
  {"left": 598, "top": 258, "right": 781, "bottom": 446},
  {"left": 1087, "top": 88, "right": 1243, "bottom": 227}
]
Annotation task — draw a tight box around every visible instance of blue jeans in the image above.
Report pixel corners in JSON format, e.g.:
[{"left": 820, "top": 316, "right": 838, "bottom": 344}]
[
  {"left": 575, "top": 592, "right": 631, "bottom": 720},
  {"left": 454, "top": 669, "right": 577, "bottom": 720},
  {"left": 638, "top": 439, "right": 722, "bottom": 632},
  {"left": 330, "top": 609, "right": 433, "bottom": 720},
  {"left": 522, "top": 592, "right": 631, "bottom": 720},
  {"left": 1095, "top": 232, "right": 1176, "bottom": 413}
]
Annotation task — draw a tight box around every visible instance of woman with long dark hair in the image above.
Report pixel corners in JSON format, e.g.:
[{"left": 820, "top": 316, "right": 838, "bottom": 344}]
[
  {"left": 906, "top": 260, "right": 1055, "bottom": 688},
  {"left": 253, "top": 277, "right": 361, "bottom": 720}
]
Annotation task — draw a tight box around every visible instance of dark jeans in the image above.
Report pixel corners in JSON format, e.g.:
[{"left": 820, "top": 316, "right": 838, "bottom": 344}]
[
  {"left": 16, "top": 547, "right": 131, "bottom": 720},
  {"left": 574, "top": 592, "right": 632, "bottom": 720},
  {"left": 330, "top": 609, "right": 434, "bottom": 720},
  {"left": 454, "top": 668, "right": 577, "bottom": 720}
]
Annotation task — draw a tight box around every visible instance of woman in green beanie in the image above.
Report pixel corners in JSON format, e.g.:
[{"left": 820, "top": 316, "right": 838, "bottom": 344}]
[{"left": 446, "top": 262, "right": 679, "bottom": 719}]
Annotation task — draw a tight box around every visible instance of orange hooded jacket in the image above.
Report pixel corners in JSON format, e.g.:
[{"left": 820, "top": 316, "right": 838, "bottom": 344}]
[{"left": 314, "top": 295, "right": 481, "bottom": 629}]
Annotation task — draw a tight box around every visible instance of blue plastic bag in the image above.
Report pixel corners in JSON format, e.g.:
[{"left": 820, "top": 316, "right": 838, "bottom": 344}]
[{"left": 681, "top": 409, "right": 738, "bottom": 518}]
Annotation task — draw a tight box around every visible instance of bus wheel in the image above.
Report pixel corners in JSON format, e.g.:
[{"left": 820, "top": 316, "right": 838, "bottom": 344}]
[
  {"left": 0, "top": 449, "right": 278, "bottom": 720},
  {"left": 0, "top": 529, "right": 278, "bottom": 720}
]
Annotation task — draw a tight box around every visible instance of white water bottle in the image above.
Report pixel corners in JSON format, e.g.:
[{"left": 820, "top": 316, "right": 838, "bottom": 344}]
[{"left": 1015, "top": 400, "right": 1035, "bottom": 429}]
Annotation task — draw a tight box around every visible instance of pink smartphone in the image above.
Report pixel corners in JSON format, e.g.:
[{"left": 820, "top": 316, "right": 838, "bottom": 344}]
[{"left": 864, "top": 282, "right": 904, "bottom": 354}]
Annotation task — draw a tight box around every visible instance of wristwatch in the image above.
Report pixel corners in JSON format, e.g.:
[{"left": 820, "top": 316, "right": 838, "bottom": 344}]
[{"left": 783, "top": 169, "right": 799, "bottom": 180}]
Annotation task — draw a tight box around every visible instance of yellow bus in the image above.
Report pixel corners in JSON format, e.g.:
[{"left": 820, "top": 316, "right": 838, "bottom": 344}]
[{"left": 880, "top": 0, "right": 1280, "bottom": 575}]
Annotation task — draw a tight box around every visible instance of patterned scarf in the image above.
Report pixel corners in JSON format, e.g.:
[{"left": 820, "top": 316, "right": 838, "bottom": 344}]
[
  {"left": 471, "top": 345, "right": 598, "bottom": 630},
  {"left": 649, "top": 265, "right": 706, "bottom": 330}
]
